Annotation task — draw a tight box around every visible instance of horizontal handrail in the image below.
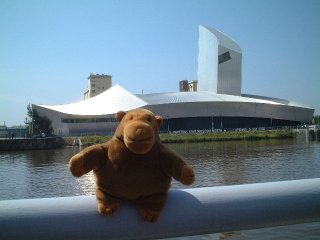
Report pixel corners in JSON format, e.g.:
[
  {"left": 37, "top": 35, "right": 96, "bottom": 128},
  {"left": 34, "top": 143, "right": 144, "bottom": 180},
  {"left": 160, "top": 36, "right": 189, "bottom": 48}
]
[{"left": 1, "top": 178, "right": 320, "bottom": 240}]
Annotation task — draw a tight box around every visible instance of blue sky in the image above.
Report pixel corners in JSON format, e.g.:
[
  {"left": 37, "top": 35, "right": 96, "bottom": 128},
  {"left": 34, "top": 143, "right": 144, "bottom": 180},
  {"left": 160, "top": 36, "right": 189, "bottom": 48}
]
[{"left": 1, "top": 0, "right": 319, "bottom": 126}]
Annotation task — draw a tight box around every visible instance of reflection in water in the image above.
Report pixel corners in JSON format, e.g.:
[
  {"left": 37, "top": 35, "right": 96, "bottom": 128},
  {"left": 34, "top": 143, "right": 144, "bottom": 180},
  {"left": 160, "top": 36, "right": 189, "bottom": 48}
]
[
  {"left": 168, "top": 139, "right": 320, "bottom": 189},
  {"left": 0, "top": 148, "right": 80, "bottom": 199},
  {"left": 1, "top": 139, "right": 320, "bottom": 199},
  {"left": 75, "top": 171, "right": 95, "bottom": 195}
]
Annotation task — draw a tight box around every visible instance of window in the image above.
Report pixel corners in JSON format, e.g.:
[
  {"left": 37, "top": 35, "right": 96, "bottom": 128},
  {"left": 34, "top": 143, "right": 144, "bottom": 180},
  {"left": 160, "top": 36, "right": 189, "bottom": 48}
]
[
  {"left": 218, "top": 51, "right": 231, "bottom": 64},
  {"left": 61, "top": 117, "right": 117, "bottom": 123}
]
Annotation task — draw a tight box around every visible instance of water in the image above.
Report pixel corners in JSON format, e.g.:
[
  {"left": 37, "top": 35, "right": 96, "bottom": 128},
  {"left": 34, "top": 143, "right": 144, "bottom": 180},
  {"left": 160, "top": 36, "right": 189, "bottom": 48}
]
[{"left": 1, "top": 139, "right": 320, "bottom": 239}]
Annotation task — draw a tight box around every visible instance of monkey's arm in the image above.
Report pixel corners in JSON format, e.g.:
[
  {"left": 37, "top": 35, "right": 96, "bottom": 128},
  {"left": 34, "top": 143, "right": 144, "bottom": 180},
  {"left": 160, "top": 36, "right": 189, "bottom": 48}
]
[
  {"left": 69, "top": 143, "right": 108, "bottom": 177},
  {"left": 160, "top": 145, "right": 195, "bottom": 185}
]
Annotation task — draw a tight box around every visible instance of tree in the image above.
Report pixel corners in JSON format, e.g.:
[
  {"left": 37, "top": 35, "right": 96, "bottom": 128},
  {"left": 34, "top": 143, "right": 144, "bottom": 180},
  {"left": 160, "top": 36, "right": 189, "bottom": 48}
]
[
  {"left": 27, "top": 104, "right": 54, "bottom": 136},
  {"left": 312, "top": 115, "right": 320, "bottom": 125}
]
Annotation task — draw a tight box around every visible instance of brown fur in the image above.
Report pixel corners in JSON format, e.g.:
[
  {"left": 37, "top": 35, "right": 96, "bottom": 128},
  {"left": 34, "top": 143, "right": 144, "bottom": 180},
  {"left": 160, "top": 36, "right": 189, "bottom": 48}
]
[{"left": 69, "top": 108, "right": 195, "bottom": 222}]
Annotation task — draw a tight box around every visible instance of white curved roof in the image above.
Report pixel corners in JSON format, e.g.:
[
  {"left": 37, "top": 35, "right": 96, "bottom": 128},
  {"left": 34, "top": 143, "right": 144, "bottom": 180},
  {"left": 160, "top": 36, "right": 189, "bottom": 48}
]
[
  {"left": 36, "top": 85, "right": 147, "bottom": 115},
  {"left": 137, "top": 91, "right": 312, "bottom": 109},
  {"left": 138, "top": 91, "right": 263, "bottom": 104},
  {"left": 35, "top": 85, "right": 313, "bottom": 119}
]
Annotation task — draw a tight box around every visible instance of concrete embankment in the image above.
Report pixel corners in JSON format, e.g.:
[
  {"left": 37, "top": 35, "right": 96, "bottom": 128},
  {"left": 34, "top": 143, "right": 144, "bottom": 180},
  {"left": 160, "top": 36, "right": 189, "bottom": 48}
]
[
  {"left": 293, "top": 127, "right": 320, "bottom": 141},
  {"left": 0, "top": 137, "right": 63, "bottom": 151}
]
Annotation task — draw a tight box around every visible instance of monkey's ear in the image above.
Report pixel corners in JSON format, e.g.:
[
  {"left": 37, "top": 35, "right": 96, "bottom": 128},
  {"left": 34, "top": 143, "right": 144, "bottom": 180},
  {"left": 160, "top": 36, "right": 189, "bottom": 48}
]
[
  {"left": 116, "top": 111, "right": 126, "bottom": 121},
  {"left": 155, "top": 115, "right": 163, "bottom": 128}
]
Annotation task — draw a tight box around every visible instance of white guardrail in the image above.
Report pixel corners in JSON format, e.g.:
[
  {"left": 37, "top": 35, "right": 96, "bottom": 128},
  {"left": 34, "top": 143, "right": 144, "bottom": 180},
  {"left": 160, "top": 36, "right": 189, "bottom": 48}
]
[{"left": 1, "top": 178, "right": 320, "bottom": 240}]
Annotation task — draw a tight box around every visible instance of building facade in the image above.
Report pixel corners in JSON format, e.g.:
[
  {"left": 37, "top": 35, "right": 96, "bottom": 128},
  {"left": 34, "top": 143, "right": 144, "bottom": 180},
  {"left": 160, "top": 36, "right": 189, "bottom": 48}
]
[
  {"left": 198, "top": 25, "right": 242, "bottom": 96},
  {"left": 33, "top": 25, "right": 314, "bottom": 136},
  {"left": 179, "top": 80, "right": 189, "bottom": 92},
  {"left": 179, "top": 80, "right": 198, "bottom": 92},
  {"left": 84, "top": 74, "right": 112, "bottom": 99}
]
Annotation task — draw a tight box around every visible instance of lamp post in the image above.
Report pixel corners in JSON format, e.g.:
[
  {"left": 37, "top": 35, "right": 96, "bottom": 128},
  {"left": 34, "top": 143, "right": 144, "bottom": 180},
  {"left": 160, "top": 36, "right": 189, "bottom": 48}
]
[
  {"left": 31, "top": 108, "right": 34, "bottom": 136},
  {"left": 211, "top": 114, "right": 214, "bottom": 132},
  {"left": 24, "top": 117, "right": 28, "bottom": 138}
]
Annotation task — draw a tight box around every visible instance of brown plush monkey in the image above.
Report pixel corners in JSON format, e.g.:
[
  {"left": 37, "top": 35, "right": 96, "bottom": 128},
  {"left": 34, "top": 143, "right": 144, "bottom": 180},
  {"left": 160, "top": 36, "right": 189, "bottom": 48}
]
[{"left": 69, "top": 108, "right": 195, "bottom": 222}]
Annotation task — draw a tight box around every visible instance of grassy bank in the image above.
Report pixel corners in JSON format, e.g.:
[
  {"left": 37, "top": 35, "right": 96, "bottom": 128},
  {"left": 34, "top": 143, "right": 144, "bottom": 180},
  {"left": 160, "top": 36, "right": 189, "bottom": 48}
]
[
  {"left": 160, "top": 129, "right": 294, "bottom": 143},
  {"left": 63, "top": 129, "right": 294, "bottom": 147},
  {"left": 63, "top": 135, "right": 112, "bottom": 147}
]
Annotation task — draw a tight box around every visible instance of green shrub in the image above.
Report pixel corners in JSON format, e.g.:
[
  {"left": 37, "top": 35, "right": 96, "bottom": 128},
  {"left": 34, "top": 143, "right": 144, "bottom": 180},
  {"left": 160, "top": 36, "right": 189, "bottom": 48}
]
[{"left": 62, "top": 130, "right": 293, "bottom": 146}]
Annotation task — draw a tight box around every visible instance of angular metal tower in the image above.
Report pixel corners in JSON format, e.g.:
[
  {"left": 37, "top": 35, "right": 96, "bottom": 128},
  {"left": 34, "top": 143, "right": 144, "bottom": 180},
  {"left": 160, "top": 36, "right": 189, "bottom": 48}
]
[{"left": 197, "top": 25, "right": 242, "bottom": 96}]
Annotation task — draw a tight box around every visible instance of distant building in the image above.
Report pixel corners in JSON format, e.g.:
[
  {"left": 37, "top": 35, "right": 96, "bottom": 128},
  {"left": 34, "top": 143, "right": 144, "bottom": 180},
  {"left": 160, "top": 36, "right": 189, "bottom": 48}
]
[
  {"left": 0, "top": 126, "right": 8, "bottom": 138},
  {"left": 188, "top": 81, "right": 198, "bottom": 92},
  {"left": 179, "top": 80, "right": 189, "bottom": 92},
  {"left": 34, "top": 25, "right": 314, "bottom": 136},
  {"left": 0, "top": 125, "right": 26, "bottom": 138},
  {"left": 179, "top": 80, "right": 198, "bottom": 92},
  {"left": 84, "top": 74, "right": 112, "bottom": 99}
]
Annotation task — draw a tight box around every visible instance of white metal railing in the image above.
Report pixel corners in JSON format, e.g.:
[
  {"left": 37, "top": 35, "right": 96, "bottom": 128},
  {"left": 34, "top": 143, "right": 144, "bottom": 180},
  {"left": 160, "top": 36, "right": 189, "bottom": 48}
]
[{"left": 1, "top": 178, "right": 320, "bottom": 240}]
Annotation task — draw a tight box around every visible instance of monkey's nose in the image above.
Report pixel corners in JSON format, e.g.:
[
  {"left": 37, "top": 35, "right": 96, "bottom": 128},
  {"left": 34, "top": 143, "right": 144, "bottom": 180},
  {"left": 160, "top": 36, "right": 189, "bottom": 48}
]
[{"left": 135, "top": 128, "right": 144, "bottom": 136}]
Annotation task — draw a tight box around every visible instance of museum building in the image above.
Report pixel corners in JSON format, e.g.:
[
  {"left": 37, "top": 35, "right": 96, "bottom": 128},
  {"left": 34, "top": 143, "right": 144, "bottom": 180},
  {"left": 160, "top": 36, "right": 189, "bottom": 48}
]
[{"left": 33, "top": 25, "right": 314, "bottom": 136}]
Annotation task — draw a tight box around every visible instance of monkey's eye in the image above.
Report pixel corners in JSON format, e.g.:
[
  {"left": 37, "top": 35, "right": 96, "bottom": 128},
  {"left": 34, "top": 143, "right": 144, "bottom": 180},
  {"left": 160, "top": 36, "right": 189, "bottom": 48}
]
[
  {"left": 147, "top": 116, "right": 152, "bottom": 123},
  {"left": 129, "top": 115, "right": 133, "bottom": 120}
]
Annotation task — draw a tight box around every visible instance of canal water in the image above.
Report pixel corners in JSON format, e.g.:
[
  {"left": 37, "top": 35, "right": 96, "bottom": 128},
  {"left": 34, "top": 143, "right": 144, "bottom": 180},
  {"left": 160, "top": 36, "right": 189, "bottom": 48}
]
[{"left": 0, "top": 138, "right": 320, "bottom": 239}]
